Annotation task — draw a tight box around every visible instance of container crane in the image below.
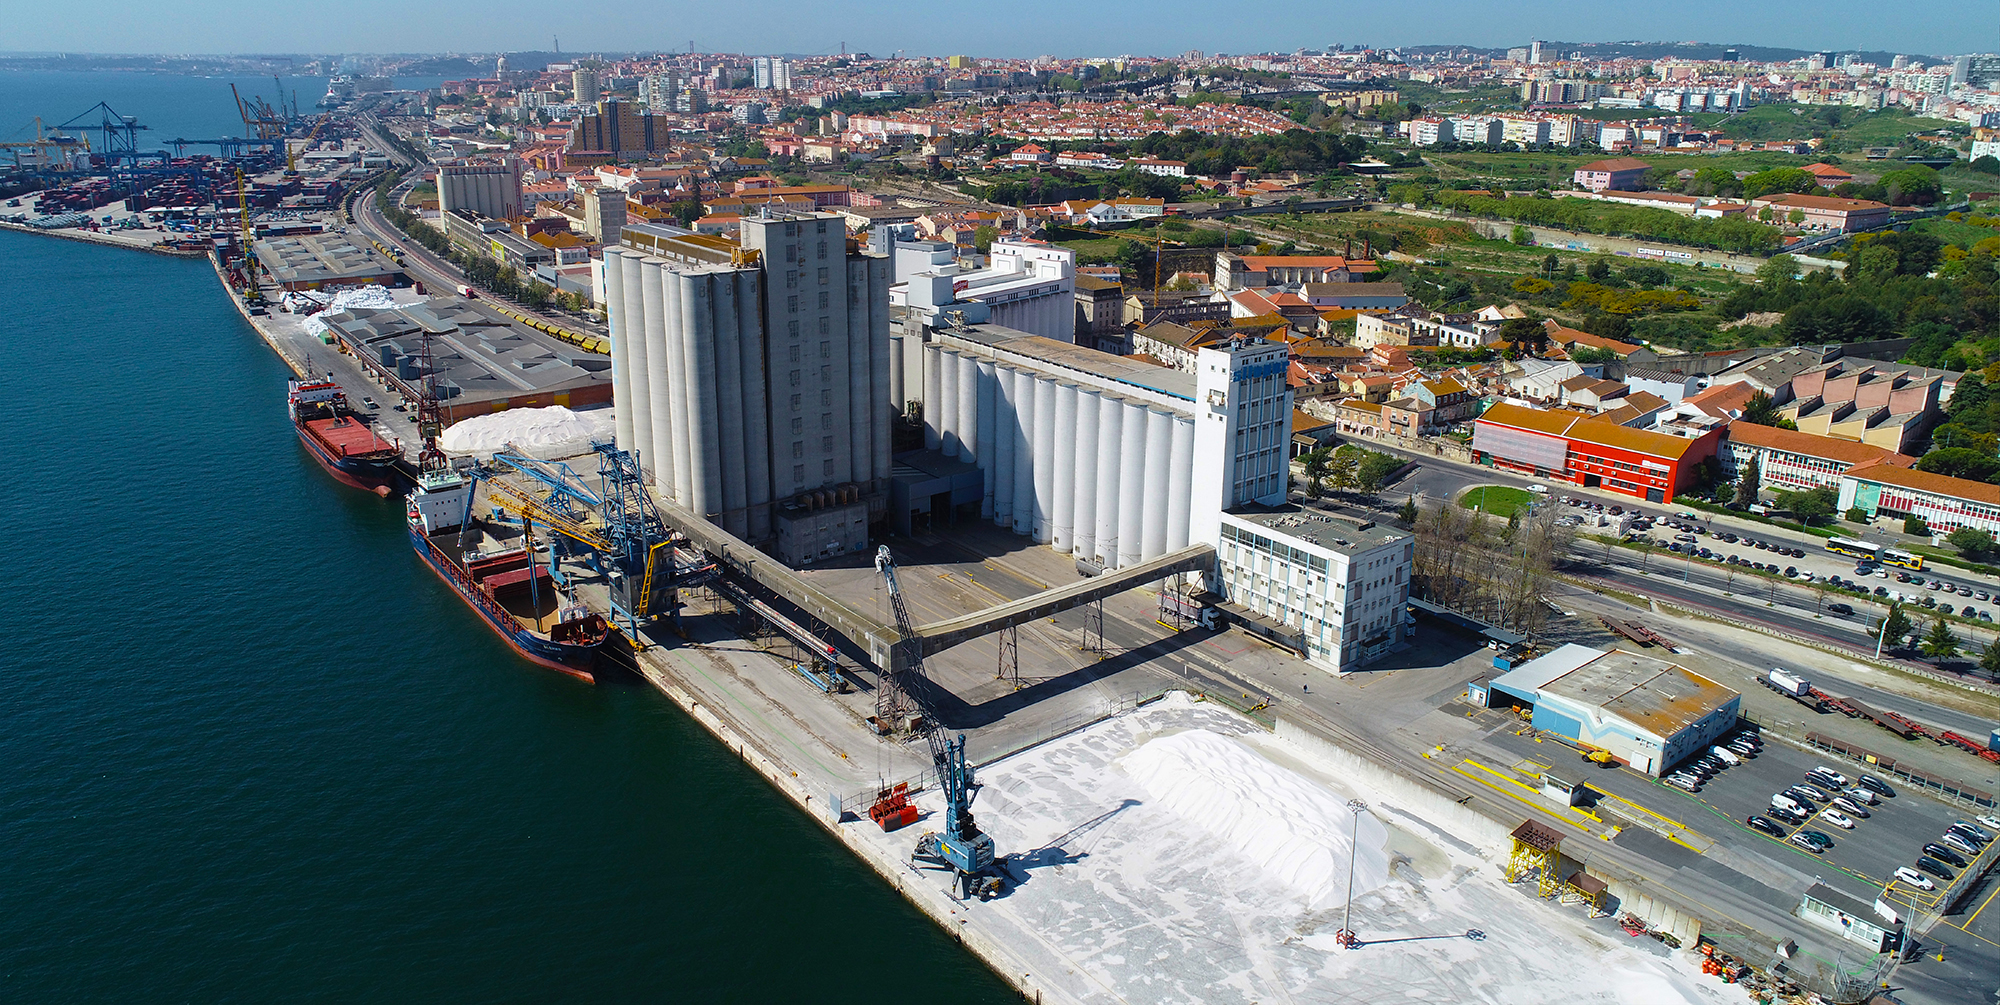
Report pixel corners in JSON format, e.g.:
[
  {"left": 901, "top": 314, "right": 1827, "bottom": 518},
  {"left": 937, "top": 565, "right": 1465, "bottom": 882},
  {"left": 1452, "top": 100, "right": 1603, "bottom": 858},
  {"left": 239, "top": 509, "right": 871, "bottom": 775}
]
[
  {"left": 873, "top": 546, "right": 1004, "bottom": 901},
  {"left": 235, "top": 168, "right": 261, "bottom": 301}
]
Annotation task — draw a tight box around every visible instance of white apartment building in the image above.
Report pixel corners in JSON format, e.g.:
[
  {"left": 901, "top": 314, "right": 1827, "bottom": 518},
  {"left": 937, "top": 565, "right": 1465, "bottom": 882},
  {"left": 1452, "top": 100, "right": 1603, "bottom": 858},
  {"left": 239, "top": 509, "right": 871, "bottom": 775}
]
[
  {"left": 891, "top": 240, "right": 1077, "bottom": 340},
  {"left": 1214, "top": 511, "right": 1412, "bottom": 673},
  {"left": 1406, "top": 118, "right": 1454, "bottom": 147},
  {"left": 1500, "top": 116, "right": 1552, "bottom": 147}
]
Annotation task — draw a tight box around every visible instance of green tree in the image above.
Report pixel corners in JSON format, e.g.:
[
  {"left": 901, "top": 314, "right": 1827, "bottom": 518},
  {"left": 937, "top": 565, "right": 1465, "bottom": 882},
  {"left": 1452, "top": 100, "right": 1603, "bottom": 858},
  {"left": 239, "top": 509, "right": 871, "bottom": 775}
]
[
  {"left": 1947, "top": 527, "right": 1997, "bottom": 560},
  {"left": 1302, "top": 447, "right": 1331, "bottom": 498},
  {"left": 1357, "top": 451, "right": 1404, "bottom": 492},
  {"left": 1981, "top": 637, "right": 2000, "bottom": 678},
  {"left": 973, "top": 225, "right": 998, "bottom": 255},
  {"left": 1921, "top": 615, "right": 1960, "bottom": 663},
  {"left": 1780, "top": 486, "right": 1838, "bottom": 525},
  {"left": 1904, "top": 516, "right": 1929, "bottom": 536},
  {"left": 1739, "top": 391, "right": 1784, "bottom": 427},
  {"left": 1327, "top": 446, "right": 1361, "bottom": 494},
  {"left": 1881, "top": 602, "right": 1916, "bottom": 651},
  {"left": 1756, "top": 254, "right": 1798, "bottom": 286},
  {"left": 1741, "top": 167, "right": 1820, "bottom": 199},
  {"left": 1846, "top": 506, "right": 1870, "bottom": 524},
  {"left": 1916, "top": 447, "right": 2000, "bottom": 483},
  {"left": 1398, "top": 495, "right": 1419, "bottom": 526},
  {"left": 1510, "top": 224, "right": 1534, "bottom": 246},
  {"left": 1734, "top": 455, "right": 1761, "bottom": 508},
  {"left": 1787, "top": 208, "right": 1806, "bottom": 226}
]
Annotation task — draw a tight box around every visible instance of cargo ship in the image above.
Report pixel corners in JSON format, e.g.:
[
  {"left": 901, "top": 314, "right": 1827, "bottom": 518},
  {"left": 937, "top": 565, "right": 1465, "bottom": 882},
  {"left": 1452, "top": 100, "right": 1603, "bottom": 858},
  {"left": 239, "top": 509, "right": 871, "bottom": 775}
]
[
  {"left": 288, "top": 375, "right": 403, "bottom": 497},
  {"left": 406, "top": 468, "right": 611, "bottom": 682}
]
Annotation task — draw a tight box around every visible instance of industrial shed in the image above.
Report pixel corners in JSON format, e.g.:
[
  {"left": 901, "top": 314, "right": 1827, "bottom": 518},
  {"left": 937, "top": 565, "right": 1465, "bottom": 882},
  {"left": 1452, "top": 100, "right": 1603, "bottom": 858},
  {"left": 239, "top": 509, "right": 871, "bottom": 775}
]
[{"left": 1482, "top": 644, "right": 1741, "bottom": 776}]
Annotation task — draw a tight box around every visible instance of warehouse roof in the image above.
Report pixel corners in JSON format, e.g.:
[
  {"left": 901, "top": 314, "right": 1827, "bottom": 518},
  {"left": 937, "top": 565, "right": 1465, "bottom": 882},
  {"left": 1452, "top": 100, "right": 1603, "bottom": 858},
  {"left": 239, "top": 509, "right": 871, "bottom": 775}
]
[
  {"left": 1478, "top": 402, "right": 1706, "bottom": 460},
  {"left": 1844, "top": 461, "right": 2000, "bottom": 505},
  {"left": 1494, "top": 644, "right": 1739, "bottom": 740},
  {"left": 1726, "top": 421, "right": 1915, "bottom": 467},
  {"left": 252, "top": 233, "right": 403, "bottom": 287}
]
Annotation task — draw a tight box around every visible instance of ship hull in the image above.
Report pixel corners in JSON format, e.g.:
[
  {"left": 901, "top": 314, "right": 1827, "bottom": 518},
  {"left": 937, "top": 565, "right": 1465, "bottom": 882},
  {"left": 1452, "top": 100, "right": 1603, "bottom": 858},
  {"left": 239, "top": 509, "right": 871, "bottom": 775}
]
[
  {"left": 407, "top": 525, "right": 601, "bottom": 683},
  {"left": 296, "top": 423, "right": 401, "bottom": 496}
]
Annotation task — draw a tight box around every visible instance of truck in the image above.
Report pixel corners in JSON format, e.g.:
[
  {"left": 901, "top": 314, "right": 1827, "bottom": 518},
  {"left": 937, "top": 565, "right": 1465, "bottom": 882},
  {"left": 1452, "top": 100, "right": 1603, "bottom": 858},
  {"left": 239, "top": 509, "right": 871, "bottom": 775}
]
[
  {"left": 1767, "top": 668, "right": 1810, "bottom": 697},
  {"left": 455, "top": 284, "right": 476, "bottom": 298}
]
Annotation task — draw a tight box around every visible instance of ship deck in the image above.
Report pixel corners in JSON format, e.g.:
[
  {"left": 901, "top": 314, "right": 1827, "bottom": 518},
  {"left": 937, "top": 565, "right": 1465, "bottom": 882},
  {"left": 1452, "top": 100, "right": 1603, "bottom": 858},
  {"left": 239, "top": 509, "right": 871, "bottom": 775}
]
[{"left": 305, "top": 414, "right": 399, "bottom": 459}]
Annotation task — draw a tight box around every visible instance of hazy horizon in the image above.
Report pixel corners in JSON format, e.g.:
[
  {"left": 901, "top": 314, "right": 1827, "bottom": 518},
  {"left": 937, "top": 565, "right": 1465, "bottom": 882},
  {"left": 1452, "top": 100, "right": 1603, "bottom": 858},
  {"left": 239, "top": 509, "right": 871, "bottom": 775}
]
[{"left": 0, "top": 0, "right": 1993, "bottom": 63}]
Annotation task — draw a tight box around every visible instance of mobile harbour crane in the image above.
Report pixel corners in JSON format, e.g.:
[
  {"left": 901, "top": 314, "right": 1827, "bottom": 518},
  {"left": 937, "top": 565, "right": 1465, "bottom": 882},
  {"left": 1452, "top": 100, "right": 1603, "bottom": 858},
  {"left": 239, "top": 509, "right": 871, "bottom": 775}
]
[{"left": 872, "top": 545, "right": 1005, "bottom": 901}]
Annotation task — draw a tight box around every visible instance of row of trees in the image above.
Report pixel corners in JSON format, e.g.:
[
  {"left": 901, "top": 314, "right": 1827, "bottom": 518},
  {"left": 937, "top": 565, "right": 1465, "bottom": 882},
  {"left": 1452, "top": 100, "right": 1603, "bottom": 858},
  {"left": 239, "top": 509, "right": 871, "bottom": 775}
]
[
  {"left": 1411, "top": 499, "right": 1572, "bottom": 637},
  {"left": 374, "top": 176, "right": 555, "bottom": 309},
  {"left": 1426, "top": 190, "right": 1784, "bottom": 255}
]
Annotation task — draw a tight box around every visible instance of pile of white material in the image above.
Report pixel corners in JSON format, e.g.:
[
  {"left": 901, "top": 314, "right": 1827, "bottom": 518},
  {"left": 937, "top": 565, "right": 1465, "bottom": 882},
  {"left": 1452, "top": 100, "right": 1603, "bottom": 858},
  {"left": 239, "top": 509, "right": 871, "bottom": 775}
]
[
  {"left": 1123, "top": 729, "right": 1391, "bottom": 908},
  {"left": 299, "top": 285, "right": 404, "bottom": 337},
  {"left": 439, "top": 406, "right": 614, "bottom": 460}
]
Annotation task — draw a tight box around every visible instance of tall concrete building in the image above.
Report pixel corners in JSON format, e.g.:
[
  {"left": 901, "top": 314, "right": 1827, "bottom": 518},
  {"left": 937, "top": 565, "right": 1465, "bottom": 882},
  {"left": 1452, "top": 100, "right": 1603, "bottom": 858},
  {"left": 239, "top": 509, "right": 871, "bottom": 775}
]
[
  {"left": 754, "top": 57, "right": 790, "bottom": 90},
  {"left": 605, "top": 212, "right": 892, "bottom": 562},
  {"left": 437, "top": 159, "right": 524, "bottom": 220},
  {"left": 572, "top": 68, "right": 600, "bottom": 104}
]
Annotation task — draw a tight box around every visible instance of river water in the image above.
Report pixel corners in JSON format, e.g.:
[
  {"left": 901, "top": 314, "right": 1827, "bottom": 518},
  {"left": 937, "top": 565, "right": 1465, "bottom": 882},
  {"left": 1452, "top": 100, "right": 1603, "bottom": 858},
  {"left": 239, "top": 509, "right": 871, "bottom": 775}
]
[{"left": 0, "top": 88, "right": 1017, "bottom": 1004}]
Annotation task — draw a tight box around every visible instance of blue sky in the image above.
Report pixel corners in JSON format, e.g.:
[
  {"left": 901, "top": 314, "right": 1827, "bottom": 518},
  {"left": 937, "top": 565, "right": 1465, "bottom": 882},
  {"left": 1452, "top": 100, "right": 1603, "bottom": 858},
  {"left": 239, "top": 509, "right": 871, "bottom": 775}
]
[{"left": 2, "top": 0, "right": 1992, "bottom": 59}]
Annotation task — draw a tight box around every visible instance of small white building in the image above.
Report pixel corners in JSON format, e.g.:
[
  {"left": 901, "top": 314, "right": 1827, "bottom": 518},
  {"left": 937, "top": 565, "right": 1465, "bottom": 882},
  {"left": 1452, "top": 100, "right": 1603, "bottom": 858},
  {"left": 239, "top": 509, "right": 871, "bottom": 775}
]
[{"left": 1214, "top": 510, "right": 1412, "bottom": 674}]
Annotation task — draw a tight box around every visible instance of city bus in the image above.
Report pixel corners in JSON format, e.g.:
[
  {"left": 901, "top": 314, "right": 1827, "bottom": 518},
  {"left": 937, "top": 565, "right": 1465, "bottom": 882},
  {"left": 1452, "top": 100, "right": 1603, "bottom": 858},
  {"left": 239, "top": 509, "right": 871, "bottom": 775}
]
[{"left": 1824, "top": 537, "right": 1924, "bottom": 571}]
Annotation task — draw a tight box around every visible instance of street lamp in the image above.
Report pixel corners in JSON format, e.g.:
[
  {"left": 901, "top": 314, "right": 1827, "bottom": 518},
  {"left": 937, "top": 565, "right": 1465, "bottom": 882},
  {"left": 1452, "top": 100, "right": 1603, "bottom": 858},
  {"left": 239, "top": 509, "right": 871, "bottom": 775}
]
[{"left": 1336, "top": 798, "right": 1369, "bottom": 948}]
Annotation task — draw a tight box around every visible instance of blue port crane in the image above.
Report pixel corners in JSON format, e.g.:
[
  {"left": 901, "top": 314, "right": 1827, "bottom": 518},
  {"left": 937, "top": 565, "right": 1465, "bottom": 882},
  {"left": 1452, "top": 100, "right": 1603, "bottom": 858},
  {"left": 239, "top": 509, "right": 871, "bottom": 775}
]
[{"left": 874, "top": 545, "right": 1003, "bottom": 901}]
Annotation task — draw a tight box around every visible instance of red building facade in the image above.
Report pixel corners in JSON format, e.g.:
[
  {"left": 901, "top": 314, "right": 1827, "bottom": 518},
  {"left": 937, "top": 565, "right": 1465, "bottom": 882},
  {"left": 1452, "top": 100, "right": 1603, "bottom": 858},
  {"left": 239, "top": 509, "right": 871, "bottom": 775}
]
[{"left": 1472, "top": 402, "right": 1721, "bottom": 502}]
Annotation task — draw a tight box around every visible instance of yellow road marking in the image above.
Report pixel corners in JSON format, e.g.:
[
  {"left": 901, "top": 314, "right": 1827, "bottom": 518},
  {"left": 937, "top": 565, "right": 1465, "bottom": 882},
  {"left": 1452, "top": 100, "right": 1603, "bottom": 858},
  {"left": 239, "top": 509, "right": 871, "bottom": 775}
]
[
  {"left": 1451, "top": 759, "right": 1597, "bottom": 831},
  {"left": 1964, "top": 869, "right": 2000, "bottom": 928}
]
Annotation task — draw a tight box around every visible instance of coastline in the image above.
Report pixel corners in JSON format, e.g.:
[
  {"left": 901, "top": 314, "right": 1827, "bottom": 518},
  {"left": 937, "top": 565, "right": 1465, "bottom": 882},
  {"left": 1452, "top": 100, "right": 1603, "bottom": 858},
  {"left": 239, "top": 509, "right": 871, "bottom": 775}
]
[
  {"left": 209, "top": 256, "right": 1075, "bottom": 1004},
  {"left": 0, "top": 218, "right": 207, "bottom": 257}
]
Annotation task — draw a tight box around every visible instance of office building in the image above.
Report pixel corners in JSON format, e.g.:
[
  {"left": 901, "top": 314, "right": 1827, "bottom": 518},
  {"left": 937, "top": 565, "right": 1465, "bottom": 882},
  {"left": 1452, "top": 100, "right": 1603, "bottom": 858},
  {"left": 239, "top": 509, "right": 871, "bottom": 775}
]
[
  {"left": 572, "top": 68, "right": 600, "bottom": 104},
  {"left": 754, "top": 57, "right": 791, "bottom": 90},
  {"left": 892, "top": 241, "right": 1076, "bottom": 340},
  {"left": 604, "top": 212, "right": 892, "bottom": 561}
]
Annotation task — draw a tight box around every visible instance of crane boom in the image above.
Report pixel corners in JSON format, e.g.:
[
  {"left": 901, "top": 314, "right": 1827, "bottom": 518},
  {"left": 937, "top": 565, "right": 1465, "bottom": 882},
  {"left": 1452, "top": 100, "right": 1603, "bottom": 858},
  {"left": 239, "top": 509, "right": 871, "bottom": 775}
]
[{"left": 874, "top": 546, "right": 1001, "bottom": 900}]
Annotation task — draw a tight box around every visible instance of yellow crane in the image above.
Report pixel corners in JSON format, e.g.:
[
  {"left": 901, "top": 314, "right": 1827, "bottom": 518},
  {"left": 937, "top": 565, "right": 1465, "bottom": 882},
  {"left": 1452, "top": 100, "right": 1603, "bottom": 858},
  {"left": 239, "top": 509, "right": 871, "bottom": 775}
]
[
  {"left": 0, "top": 117, "right": 89, "bottom": 169},
  {"left": 235, "top": 168, "right": 261, "bottom": 300},
  {"left": 285, "top": 117, "right": 326, "bottom": 174}
]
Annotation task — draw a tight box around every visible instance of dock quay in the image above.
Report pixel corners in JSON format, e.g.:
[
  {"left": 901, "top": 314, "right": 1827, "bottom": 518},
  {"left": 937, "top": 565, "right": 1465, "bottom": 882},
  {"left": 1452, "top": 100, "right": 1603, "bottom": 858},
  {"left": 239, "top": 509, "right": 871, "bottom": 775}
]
[
  {"left": 220, "top": 258, "right": 1921, "bottom": 1000},
  {"left": 0, "top": 217, "right": 208, "bottom": 256}
]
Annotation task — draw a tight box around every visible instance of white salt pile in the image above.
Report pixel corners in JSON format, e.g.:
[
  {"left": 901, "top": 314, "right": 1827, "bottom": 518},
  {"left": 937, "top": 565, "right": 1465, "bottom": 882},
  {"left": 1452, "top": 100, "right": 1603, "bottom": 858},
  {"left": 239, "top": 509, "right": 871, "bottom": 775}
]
[
  {"left": 299, "top": 285, "right": 404, "bottom": 337},
  {"left": 439, "top": 406, "right": 615, "bottom": 460},
  {"left": 1123, "top": 729, "right": 1391, "bottom": 908}
]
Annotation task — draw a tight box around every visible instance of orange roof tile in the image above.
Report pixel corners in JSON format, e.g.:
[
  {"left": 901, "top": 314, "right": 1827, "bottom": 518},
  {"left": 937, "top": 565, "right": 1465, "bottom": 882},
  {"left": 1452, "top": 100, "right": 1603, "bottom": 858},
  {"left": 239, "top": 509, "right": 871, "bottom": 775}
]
[
  {"left": 1725, "top": 422, "right": 1915, "bottom": 468},
  {"left": 1844, "top": 462, "right": 2000, "bottom": 505},
  {"left": 1478, "top": 402, "right": 1705, "bottom": 461}
]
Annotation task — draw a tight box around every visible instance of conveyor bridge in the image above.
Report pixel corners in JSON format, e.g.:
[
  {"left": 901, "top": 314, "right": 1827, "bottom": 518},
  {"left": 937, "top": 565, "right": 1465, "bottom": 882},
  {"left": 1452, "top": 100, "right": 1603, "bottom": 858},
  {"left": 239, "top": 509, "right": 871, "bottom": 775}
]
[{"left": 658, "top": 500, "right": 1213, "bottom": 672}]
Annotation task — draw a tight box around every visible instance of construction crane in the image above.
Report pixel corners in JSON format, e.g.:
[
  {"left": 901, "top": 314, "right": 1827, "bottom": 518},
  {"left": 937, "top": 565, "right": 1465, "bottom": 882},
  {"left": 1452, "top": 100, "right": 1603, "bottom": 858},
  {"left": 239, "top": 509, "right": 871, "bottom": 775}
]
[
  {"left": 286, "top": 116, "right": 327, "bottom": 173},
  {"left": 230, "top": 83, "right": 286, "bottom": 140},
  {"left": 234, "top": 168, "right": 261, "bottom": 301},
  {"left": 873, "top": 546, "right": 1003, "bottom": 901},
  {"left": 0, "top": 117, "right": 90, "bottom": 170}
]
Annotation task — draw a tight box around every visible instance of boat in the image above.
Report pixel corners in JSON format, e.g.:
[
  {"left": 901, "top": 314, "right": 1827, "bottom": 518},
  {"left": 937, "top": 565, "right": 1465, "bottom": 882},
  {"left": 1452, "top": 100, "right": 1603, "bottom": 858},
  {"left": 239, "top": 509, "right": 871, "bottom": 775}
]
[
  {"left": 288, "top": 374, "right": 403, "bottom": 497},
  {"left": 406, "top": 468, "right": 611, "bottom": 682},
  {"left": 318, "top": 75, "right": 355, "bottom": 108}
]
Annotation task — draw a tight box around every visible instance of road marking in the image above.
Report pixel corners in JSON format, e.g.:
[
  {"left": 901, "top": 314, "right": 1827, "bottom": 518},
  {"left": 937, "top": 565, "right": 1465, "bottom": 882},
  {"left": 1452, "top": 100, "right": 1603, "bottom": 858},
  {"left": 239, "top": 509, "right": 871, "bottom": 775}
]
[
  {"left": 1964, "top": 870, "right": 2000, "bottom": 928},
  {"left": 1451, "top": 759, "right": 1598, "bottom": 831}
]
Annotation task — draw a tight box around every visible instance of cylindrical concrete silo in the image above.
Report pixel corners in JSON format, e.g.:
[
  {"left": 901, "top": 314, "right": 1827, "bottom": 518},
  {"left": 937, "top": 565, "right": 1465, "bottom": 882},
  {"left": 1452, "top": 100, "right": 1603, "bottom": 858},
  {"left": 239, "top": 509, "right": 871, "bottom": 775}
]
[
  {"left": 976, "top": 359, "right": 997, "bottom": 519},
  {"left": 682, "top": 271, "right": 722, "bottom": 519},
  {"left": 1011, "top": 374, "right": 1035, "bottom": 536},
  {"left": 1141, "top": 407, "right": 1173, "bottom": 561},
  {"left": 924, "top": 343, "right": 942, "bottom": 451},
  {"left": 734, "top": 270, "right": 772, "bottom": 540},
  {"left": 709, "top": 270, "right": 749, "bottom": 538},
  {"left": 938, "top": 349, "right": 961, "bottom": 458},
  {"left": 1117, "top": 399, "right": 1147, "bottom": 569},
  {"left": 1051, "top": 382, "right": 1078, "bottom": 553},
  {"left": 1072, "top": 387, "right": 1101, "bottom": 560},
  {"left": 1167, "top": 415, "right": 1195, "bottom": 551},
  {"left": 604, "top": 248, "right": 634, "bottom": 455},
  {"left": 663, "top": 270, "right": 694, "bottom": 511},
  {"left": 1031, "top": 375, "right": 1057, "bottom": 544},
  {"left": 1094, "top": 394, "right": 1123, "bottom": 565},
  {"left": 869, "top": 257, "right": 893, "bottom": 487},
  {"left": 621, "top": 253, "right": 655, "bottom": 487},
  {"left": 887, "top": 332, "right": 905, "bottom": 435},
  {"left": 993, "top": 366, "right": 1016, "bottom": 529},
  {"left": 956, "top": 352, "right": 979, "bottom": 464},
  {"left": 651, "top": 265, "right": 681, "bottom": 503},
  {"left": 640, "top": 258, "right": 674, "bottom": 493}
]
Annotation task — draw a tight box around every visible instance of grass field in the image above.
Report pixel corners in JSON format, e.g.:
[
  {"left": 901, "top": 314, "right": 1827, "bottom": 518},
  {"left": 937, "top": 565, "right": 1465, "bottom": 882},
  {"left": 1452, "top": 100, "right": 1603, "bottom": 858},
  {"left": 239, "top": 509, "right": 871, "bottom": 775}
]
[
  {"left": 1459, "top": 486, "right": 1537, "bottom": 518},
  {"left": 1049, "top": 236, "right": 1136, "bottom": 264}
]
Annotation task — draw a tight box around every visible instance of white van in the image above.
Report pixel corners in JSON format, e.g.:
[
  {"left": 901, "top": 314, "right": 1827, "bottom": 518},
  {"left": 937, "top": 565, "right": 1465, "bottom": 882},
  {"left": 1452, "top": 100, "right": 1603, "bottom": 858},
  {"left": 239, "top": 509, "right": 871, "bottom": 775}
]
[
  {"left": 1710, "top": 745, "right": 1742, "bottom": 766},
  {"left": 1771, "top": 794, "right": 1805, "bottom": 815}
]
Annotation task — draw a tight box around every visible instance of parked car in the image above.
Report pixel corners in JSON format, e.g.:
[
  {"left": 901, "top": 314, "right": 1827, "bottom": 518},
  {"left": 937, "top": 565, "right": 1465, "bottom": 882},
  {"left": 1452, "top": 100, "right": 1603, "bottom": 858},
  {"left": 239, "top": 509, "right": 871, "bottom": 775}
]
[
  {"left": 1783, "top": 787, "right": 1821, "bottom": 806},
  {"left": 1942, "top": 833, "right": 1980, "bottom": 856},
  {"left": 1916, "top": 857, "right": 1957, "bottom": 881},
  {"left": 1665, "top": 774, "right": 1701, "bottom": 792},
  {"left": 1894, "top": 867, "right": 1936, "bottom": 890},
  {"left": 1858, "top": 775, "right": 1894, "bottom": 797},
  {"left": 1827, "top": 602, "right": 1854, "bottom": 616},
  {"left": 1923, "top": 843, "right": 1968, "bottom": 868},
  {"left": 1977, "top": 814, "right": 2000, "bottom": 831},
  {"left": 1794, "top": 782, "right": 1830, "bottom": 801},
  {"left": 1768, "top": 805, "right": 1807, "bottom": 825},
  {"left": 1809, "top": 767, "right": 1848, "bottom": 786},
  {"left": 1820, "top": 808, "right": 1855, "bottom": 829},
  {"left": 1798, "top": 830, "right": 1835, "bottom": 849},
  {"left": 1949, "top": 821, "right": 1992, "bottom": 845},
  {"left": 1830, "top": 797, "right": 1869, "bottom": 818},
  {"left": 1841, "top": 787, "right": 1878, "bottom": 806},
  {"left": 1788, "top": 833, "right": 1824, "bottom": 852},
  {"left": 1745, "top": 815, "right": 1785, "bottom": 836}
]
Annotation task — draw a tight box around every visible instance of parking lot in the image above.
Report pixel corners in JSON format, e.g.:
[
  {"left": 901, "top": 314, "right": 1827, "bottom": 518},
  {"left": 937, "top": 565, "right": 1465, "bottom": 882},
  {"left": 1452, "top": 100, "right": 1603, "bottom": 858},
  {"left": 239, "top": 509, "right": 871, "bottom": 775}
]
[{"left": 1573, "top": 729, "right": 1993, "bottom": 912}]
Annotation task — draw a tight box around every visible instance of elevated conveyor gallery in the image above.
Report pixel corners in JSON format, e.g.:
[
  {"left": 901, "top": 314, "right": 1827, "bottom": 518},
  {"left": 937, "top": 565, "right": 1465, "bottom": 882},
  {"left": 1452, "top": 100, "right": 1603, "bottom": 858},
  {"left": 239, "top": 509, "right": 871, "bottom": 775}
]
[{"left": 659, "top": 500, "right": 1212, "bottom": 674}]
